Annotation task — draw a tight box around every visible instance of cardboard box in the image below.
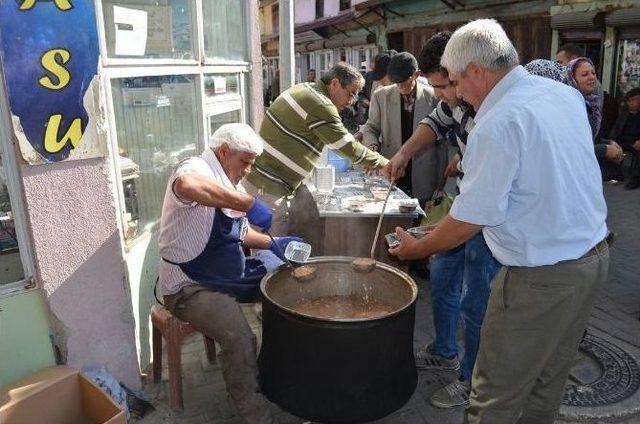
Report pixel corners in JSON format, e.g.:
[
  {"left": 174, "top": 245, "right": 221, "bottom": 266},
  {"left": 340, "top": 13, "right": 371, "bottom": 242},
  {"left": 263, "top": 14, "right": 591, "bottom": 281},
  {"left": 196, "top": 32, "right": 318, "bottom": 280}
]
[{"left": 0, "top": 366, "right": 125, "bottom": 424}]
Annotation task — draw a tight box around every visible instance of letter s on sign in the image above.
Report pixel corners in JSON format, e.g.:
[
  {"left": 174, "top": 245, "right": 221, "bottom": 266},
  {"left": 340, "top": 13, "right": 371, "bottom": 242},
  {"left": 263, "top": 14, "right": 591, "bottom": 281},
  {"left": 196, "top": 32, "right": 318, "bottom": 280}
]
[{"left": 39, "top": 49, "right": 71, "bottom": 91}]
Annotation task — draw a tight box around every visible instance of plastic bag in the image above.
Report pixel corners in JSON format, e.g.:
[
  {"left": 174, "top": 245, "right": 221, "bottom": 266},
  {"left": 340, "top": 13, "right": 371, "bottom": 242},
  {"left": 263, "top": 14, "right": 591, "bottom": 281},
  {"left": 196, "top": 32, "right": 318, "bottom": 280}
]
[{"left": 421, "top": 190, "right": 453, "bottom": 227}]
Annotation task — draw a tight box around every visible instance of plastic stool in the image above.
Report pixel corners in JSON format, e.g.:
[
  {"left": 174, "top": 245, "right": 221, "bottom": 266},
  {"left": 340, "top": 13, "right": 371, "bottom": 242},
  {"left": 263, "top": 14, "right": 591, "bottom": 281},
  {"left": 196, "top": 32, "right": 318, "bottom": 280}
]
[{"left": 151, "top": 304, "right": 217, "bottom": 410}]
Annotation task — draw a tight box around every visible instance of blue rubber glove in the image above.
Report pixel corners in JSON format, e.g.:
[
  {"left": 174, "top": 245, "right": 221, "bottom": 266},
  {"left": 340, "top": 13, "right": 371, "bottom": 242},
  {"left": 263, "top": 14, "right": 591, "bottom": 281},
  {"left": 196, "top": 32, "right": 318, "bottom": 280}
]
[
  {"left": 269, "top": 236, "right": 303, "bottom": 261},
  {"left": 246, "top": 197, "right": 272, "bottom": 231}
]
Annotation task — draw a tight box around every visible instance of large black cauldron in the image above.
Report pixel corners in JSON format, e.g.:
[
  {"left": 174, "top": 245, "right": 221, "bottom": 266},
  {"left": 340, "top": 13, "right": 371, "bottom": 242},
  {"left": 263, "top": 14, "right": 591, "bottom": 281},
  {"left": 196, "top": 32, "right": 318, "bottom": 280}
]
[{"left": 258, "top": 257, "right": 418, "bottom": 423}]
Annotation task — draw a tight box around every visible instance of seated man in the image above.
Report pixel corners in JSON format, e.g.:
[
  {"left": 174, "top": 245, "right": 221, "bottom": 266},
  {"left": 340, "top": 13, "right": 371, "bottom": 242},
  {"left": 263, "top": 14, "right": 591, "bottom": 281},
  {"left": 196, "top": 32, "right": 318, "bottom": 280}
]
[
  {"left": 158, "top": 123, "right": 299, "bottom": 424},
  {"left": 361, "top": 51, "right": 445, "bottom": 203},
  {"left": 608, "top": 87, "right": 640, "bottom": 189}
]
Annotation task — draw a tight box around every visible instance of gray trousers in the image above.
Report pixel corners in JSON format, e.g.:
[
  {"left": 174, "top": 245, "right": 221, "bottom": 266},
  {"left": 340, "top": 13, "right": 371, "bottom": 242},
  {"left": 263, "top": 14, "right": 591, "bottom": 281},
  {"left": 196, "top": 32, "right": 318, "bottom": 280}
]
[
  {"left": 466, "top": 243, "right": 609, "bottom": 424},
  {"left": 164, "top": 286, "right": 273, "bottom": 424}
]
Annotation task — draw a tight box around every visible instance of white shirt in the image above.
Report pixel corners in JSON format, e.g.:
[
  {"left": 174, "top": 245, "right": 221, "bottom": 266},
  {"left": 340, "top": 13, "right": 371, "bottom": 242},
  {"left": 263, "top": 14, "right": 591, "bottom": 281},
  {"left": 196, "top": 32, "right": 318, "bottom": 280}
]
[
  {"left": 158, "top": 149, "right": 246, "bottom": 295},
  {"left": 450, "top": 66, "right": 608, "bottom": 266}
]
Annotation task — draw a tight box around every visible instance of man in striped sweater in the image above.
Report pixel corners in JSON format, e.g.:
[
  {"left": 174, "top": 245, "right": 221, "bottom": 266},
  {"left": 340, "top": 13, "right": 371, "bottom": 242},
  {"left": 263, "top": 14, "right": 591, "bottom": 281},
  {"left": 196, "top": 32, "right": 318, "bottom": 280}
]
[{"left": 244, "top": 62, "right": 389, "bottom": 234}]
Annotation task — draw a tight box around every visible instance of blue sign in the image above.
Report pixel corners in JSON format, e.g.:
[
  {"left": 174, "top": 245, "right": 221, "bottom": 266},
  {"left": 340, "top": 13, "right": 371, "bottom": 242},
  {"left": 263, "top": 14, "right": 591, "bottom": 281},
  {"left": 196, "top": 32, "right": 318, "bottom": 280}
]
[{"left": 0, "top": 0, "right": 99, "bottom": 162}]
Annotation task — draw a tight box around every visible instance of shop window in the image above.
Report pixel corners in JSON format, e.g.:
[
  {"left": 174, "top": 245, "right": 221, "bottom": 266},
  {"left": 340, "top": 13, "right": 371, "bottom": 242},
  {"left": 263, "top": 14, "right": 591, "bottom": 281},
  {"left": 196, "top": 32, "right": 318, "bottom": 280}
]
[
  {"left": 204, "top": 74, "right": 241, "bottom": 102},
  {"left": 316, "top": 50, "right": 333, "bottom": 77},
  {"left": 0, "top": 158, "right": 24, "bottom": 286},
  {"left": 111, "top": 75, "right": 198, "bottom": 241},
  {"left": 203, "top": 0, "right": 248, "bottom": 62},
  {"left": 101, "top": 0, "right": 195, "bottom": 60},
  {"left": 208, "top": 110, "right": 243, "bottom": 141},
  {"left": 616, "top": 39, "right": 640, "bottom": 96},
  {"left": 204, "top": 73, "right": 244, "bottom": 142}
]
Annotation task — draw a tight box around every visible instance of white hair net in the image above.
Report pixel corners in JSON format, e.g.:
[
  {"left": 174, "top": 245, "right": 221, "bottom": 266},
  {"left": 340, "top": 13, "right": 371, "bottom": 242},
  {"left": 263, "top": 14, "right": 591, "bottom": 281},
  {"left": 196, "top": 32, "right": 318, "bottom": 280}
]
[{"left": 210, "top": 123, "right": 264, "bottom": 155}]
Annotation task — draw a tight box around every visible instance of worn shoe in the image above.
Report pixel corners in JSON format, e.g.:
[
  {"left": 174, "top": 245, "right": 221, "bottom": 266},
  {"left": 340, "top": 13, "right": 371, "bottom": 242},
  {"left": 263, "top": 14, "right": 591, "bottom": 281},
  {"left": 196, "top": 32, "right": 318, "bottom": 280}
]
[
  {"left": 430, "top": 379, "right": 471, "bottom": 409},
  {"left": 415, "top": 344, "right": 460, "bottom": 371}
]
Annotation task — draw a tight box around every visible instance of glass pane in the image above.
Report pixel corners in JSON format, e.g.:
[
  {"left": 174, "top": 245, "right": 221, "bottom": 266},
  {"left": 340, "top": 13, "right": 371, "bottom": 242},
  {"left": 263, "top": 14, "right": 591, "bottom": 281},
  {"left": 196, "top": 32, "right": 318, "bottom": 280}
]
[
  {"left": 209, "top": 110, "right": 242, "bottom": 140},
  {"left": 616, "top": 39, "right": 640, "bottom": 96},
  {"left": 102, "top": 0, "right": 194, "bottom": 60},
  {"left": 111, "top": 75, "right": 199, "bottom": 240},
  {"left": 203, "top": 74, "right": 240, "bottom": 102},
  {"left": 0, "top": 157, "right": 25, "bottom": 285},
  {"left": 203, "top": 0, "right": 248, "bottom": 61}
]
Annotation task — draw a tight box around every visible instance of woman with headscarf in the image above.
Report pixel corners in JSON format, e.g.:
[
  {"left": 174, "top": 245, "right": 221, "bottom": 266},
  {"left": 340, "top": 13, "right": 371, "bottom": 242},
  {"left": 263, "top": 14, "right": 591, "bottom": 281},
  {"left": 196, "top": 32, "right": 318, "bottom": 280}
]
[
  {"left": 566, "top": 57, "right": 603, "bottom": 139},
  {"left": 525, "top": 58, "right": 624, "bottom": 178}
]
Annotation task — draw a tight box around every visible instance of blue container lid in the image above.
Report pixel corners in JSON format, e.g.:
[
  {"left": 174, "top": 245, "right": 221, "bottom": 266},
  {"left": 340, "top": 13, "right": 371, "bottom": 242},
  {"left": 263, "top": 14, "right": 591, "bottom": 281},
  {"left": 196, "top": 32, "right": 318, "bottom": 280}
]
[{"left": 327, "top": 150, "right": 351, "bottom": 173}]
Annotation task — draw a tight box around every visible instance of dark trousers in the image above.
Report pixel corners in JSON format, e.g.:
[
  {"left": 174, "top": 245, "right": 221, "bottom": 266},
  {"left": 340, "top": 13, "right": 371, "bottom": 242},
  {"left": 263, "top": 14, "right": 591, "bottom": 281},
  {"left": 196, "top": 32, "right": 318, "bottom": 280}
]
[{"left": 164, "top": 286, "right": 273, "bottom": 424}]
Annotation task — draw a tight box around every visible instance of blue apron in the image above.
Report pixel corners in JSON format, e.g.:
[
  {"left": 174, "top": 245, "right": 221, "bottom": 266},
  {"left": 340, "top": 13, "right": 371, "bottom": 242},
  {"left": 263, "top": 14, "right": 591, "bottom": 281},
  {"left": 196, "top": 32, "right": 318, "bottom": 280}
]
[{"left": 164, "top": 208, "right": 267, "bottom": 302}]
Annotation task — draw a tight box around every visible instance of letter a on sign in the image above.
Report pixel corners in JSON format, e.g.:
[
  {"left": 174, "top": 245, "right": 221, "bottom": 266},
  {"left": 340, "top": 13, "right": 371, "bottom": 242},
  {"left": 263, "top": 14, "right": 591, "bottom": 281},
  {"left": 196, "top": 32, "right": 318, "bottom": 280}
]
[
  {"left": 19, "top": 0, "right": 73, "bottom": 11},
  {"left": 0, "top": 1, "right": 100, "bottom": 162}
]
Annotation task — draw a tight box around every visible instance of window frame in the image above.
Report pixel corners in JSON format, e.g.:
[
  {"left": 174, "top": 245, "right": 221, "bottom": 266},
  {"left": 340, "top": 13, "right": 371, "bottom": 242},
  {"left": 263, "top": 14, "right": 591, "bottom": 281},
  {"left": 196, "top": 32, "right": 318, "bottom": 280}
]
[
  {"left": 97, "top": 1, "right": 253, "bottom": 250},
  {"left": 0, "top": 67, "right": 36, "bottom": 296}
]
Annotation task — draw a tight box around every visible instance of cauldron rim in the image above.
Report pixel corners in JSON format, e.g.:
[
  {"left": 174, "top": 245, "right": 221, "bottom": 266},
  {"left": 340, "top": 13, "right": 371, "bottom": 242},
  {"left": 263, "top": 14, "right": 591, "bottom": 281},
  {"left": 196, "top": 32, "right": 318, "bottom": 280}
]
[{"left": 260, "top": 256, "right": 418, "bottom": 323}]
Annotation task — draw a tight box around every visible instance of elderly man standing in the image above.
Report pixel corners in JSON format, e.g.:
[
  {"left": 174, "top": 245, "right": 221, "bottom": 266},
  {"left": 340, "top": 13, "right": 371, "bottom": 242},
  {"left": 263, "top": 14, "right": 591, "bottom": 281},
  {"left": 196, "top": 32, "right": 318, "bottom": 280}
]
[
  {"left": 159, "top": 123, "right": 300, "bottom": 424},
  {"left": 385, "top": 32, "right": 501, "bottom": 409},
  {"left": 361, "top": 51, "right": 445, "bottom": 202},
  {"left": 244, "top": 62, "right": 388, "bottom": 235},
  {"left": 389, "top": 19, "right": 609, "bottom": 424}
]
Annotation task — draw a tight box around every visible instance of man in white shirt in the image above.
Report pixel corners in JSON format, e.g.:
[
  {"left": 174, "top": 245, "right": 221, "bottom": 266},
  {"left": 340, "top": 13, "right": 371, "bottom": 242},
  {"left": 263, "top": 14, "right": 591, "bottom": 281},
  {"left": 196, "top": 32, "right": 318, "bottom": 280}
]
[
  {"left": 389, "top": 19, "right": 609, "bottom": 424},
  {"left": 159, "top": 123, "right": 300, "bottom": 424}
]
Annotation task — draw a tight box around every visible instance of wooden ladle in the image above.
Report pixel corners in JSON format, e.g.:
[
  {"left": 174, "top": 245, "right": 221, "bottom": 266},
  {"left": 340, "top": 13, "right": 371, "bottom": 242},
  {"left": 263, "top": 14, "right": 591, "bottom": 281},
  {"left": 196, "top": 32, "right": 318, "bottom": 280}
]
[{"left": 352, "top": 181, "right": 394, "bottom": 273}]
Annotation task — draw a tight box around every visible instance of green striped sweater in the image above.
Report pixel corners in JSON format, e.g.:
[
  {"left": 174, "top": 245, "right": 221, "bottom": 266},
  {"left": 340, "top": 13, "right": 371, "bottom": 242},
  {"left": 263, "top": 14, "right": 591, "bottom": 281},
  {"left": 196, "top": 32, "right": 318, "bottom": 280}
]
[{"left": 247, "top": 80, "right": 389, "bottom": 197}]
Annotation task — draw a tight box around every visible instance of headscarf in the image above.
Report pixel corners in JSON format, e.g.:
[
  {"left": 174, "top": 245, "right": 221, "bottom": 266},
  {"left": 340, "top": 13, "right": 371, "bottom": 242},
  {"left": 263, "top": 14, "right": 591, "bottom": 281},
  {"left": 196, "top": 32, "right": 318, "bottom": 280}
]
[
  {"left": 565, "top": 57, "right": 603, "bottom": 138},
  {"left": 524, "top": 59, "right": 568, "bottom": 84}
]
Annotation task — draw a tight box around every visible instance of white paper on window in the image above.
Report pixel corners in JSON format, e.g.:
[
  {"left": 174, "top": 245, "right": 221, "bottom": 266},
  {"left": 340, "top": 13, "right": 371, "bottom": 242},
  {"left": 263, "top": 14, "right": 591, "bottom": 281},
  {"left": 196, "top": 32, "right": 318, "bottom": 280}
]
[{"left": 113, "top": 5, "right": 147, "bottom": 56}]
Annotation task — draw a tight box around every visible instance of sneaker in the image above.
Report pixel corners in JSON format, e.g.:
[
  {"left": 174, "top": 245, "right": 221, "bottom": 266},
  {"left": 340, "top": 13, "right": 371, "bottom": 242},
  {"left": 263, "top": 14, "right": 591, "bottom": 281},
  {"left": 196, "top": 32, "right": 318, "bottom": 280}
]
[
  {"left": 415, "top": 344, "right": 460, "bottom": 371},
  {"left": 430, "top": 379, "right": 471, "bottom": 409}
]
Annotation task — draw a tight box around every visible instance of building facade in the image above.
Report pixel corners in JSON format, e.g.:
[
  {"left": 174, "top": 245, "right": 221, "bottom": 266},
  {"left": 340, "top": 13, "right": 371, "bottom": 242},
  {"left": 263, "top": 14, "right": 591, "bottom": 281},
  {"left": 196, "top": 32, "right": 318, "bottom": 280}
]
[
  {"left": 0, "top": 0, "right": 263, "bottom": 389},
  {"left": 259, "top": 0, "right": 384, "bottom": 100}
]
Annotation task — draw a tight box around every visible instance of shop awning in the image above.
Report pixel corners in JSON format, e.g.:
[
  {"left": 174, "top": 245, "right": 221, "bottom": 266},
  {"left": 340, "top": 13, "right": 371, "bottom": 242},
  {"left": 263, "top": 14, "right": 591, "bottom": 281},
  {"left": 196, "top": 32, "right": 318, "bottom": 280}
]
[
  {"left": 354, "top": 0, "right": 396, "bottom": 11},
  {"left": 295, "top": 10, "right": 355, "bottom": 33},
  {"left": 605, "top": 7, "right": 640, "bottom": 27},
  {"left": 295, "top": 34, "right": 377, "bottom": 53},
  {"left": 550, "top": 10, "right": 604, "bottom": 29},
  {"left": 295, "top": 30, "right": 324, "bottom": 44}
]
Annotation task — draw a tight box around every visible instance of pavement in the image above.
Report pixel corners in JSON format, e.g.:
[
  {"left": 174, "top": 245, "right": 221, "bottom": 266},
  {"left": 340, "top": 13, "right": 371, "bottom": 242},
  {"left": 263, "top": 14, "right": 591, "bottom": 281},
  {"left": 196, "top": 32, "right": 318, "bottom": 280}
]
[{"left": 136, "top": 183, "right": 640, "bottom": 424}]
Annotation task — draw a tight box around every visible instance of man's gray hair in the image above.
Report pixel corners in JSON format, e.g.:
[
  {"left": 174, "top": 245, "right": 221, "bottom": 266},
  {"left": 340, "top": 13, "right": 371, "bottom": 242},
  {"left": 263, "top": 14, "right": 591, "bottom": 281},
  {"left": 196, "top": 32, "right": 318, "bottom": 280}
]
[
  {"left": 210, "top": 123, "right": 264, "bottom": 155},
  {"left": 321, "top": 62, "right": 365, "bottom": 89},
  {"left": 441, "top": 19, "right": 519, "bottom": 74}
]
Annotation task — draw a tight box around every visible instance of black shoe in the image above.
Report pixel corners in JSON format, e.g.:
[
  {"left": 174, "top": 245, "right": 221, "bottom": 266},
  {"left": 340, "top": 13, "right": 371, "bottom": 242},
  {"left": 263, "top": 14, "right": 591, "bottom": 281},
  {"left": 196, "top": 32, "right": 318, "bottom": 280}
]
[{"left": 624, "top": 176, "right": 640, "bottom": 190}]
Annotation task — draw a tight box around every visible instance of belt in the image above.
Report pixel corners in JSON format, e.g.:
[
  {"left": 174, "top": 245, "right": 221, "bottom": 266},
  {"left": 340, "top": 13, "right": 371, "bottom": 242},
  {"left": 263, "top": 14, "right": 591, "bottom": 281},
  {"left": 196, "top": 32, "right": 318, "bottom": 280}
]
[{"left": 580, "top": 238, "right": 608, "bottom": 259}]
